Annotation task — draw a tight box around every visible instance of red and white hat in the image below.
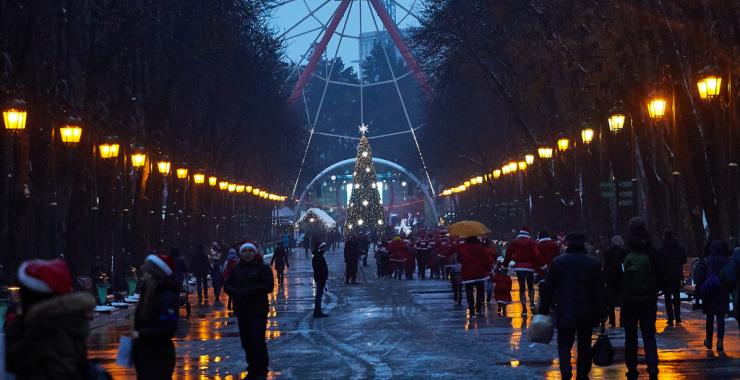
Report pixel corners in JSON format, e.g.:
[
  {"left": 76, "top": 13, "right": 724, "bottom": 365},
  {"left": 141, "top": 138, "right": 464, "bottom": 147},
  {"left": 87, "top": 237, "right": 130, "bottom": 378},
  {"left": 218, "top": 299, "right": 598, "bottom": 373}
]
[
  {"left": 145, "top": 254, "right": 174, "bottom": 277},
  {"left": 17, "top": 259, "right": 73, "bottom": 294},
  {"left": 519, "top": 226, "right": 531, "bottom": 236}
]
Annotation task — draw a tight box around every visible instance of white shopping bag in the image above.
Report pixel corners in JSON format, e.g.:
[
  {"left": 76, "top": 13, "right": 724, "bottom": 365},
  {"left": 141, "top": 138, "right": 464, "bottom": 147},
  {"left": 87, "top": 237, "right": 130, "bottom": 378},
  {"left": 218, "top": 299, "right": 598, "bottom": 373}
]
[
  {"left": 527, "top": 314, "right": 554, "bottom": 344},
  {"left": 115, "top": 336, "right": 134, "bottom": 368}
]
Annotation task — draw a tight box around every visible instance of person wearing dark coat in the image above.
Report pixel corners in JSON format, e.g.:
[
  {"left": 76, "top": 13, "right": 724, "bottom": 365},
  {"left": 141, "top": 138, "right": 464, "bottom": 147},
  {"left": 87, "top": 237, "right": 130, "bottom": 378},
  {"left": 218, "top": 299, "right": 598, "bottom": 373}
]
[
  {"left": 270, "top": 242, "right": 290, "bottom": 286},
  {"left": 657, "top": 229, "right": 688, "bottom": 325},
  {"left": 538, "top": 232, "right": 605, "bottom": 380},
  {"left": 619, "top": 217, "right": 660, "bottom": 380},
  {"left": 344, "top": 235, "right": 361, "bottom": 284},
  {"left": 312, "top": 242, "right": 329, "bottom": 317},
  {"left": 693, "top": 239, "right": 730, "bottom": 352},
  {"left": 602, "top": 235, "right": 628, "bottom": 328},
  {"left": 6, "top": 259, "right": 99, "bottom": 380},
  {"left": 133, "top": 254, "right": 180, "bottom": 380},
  {"left": 224, "top": 243, "right": 275, "bottom": 380},
  {"left": 190, "top": 244, "right": 211, "bottom": 305}
]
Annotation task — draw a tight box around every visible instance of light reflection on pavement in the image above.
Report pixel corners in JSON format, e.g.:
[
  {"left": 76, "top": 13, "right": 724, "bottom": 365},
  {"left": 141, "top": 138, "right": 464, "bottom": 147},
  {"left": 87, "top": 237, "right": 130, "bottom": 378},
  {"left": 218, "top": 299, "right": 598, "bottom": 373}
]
[{"left": 88, "top": 245, "right": 739, "bottom": 379}]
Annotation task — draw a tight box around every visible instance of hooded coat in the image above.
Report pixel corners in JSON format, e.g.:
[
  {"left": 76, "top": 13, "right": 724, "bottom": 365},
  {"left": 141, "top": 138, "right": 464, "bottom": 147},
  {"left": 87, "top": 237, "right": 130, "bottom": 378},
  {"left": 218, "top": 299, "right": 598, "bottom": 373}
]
[
  {"left": 6, "top": 292, "right": 97, "bottom": 380},
  {"left": 657, "top": 237, "right": 688, "bottom": 292},
  {"left": 504, "top": 234, "right": 543, "bottom": 272},
  {"left": 458, "top": 241, "right": 494, "bottom": 282},
  {"left": 694, "top": 240, "right": 730, "bottom": 315}
]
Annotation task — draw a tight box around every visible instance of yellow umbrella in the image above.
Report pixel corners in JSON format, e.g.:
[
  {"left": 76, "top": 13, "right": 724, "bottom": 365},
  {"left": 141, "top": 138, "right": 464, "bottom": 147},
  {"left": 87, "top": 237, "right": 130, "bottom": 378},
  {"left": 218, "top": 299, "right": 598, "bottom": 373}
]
[{"left": 448, "top": 220, "right": 491, "bottom": 238}]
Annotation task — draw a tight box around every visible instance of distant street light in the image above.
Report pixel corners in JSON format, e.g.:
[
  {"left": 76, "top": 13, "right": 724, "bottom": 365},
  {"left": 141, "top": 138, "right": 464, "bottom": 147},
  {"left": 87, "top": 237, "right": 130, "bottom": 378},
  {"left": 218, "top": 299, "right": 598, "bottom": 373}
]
[
  {"left": 696, "top": 67, "right": 722, "bottom": 101},
  {"left": 557, "top": 137, "right": 570, "bottom": 152},
  {"left": 493, "top": 169, "right": 502, "bottom": 179},
  {"left": 525, "top": 154, "right": 535, "bottom": 165},
  {"left": 228, "top": 183, "right": 236, "bottom": 192},
  {"left": 59, "top": 117, "right": 83, "bottom": 145},
  {"left": 193, "top": 173, "right": 205, "bottom": 184},
  {"left": 581, "top": 128, "right": 595, "bottom": 144},
  {"left": 647, "top": 95, "right": 667, "bottom": 120},
  {"left": 538, "top": 147, "right": 553, "bottom": 159},
  {"left": 131, "top": 150, "right": 147, "bottom": 168},
  {"left": 219, "top": 181, "right": 229, "bottom": 190},
  {"left": 208, "top": 176, "right": 218, "bottom": 187},
  {"left": 3, "top": 98, "right": 28, "bottom": 132},
  {"left": 98, "top": 140, "right": 120, "bottom": 159},
  {"left": 518, "top": 161, "right": 527, "bottom": 171},
  {"left": 608, "top": 113, "right": 625, "bottom": 133},
  {"left": 157, "top": 159, "right": 171, "bottom": 175},
  {"left": 176, "top": 166, "right": 189, "bottom": 179}
]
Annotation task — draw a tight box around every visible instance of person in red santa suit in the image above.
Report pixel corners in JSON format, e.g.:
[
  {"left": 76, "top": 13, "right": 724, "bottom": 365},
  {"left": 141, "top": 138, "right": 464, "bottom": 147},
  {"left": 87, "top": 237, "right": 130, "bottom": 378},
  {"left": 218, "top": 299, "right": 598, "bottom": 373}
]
[
  {"left": 504, "top": 226, "right": 544, "bottom": 316},
  {"left": 459, "top": 236, "right": 494, "bottom": 317},
  {"left": 389, "top": 237, "right": 409, "bottom": 280},
  {"left": 536, "top": 230, "right": 561, "bottom": 280}
]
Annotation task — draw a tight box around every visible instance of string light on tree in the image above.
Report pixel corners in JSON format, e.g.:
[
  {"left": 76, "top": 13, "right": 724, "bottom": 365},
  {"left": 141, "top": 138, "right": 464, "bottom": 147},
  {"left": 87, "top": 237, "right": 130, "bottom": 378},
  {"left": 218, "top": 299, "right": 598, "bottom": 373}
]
[{"left": 345, "top": 125, "right": 384, "bottom": 232}]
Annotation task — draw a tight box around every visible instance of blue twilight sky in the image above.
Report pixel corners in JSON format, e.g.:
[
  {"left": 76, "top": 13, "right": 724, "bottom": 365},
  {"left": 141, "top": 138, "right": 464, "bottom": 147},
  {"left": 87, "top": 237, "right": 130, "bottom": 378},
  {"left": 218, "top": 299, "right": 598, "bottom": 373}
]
[{"left": 268, "top": 0, "right": 422, "bottom": 73}]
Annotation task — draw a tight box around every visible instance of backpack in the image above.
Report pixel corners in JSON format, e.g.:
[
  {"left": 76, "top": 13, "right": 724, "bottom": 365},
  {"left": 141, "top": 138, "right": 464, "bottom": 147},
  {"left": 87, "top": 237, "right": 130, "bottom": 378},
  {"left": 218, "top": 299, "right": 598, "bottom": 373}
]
[
  {"left": 697, "top": 259, "right": 721, "bottom": 295},
  {"left": 621, "top": 252, "right": 654, "bottom": 301}
]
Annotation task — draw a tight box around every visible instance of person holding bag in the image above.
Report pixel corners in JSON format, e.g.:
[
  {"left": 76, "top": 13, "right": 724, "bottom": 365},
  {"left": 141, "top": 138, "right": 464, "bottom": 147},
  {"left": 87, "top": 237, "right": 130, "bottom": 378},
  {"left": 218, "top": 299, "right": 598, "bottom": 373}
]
[
  {"left": 132, "top": 254, "right": 180, "bottom": 379},
  {"left": 538, "top": 232, "right": 605, "bottom": 380},
  {"left": 693, "top": 239, "right": 730, "bottom": 352}
]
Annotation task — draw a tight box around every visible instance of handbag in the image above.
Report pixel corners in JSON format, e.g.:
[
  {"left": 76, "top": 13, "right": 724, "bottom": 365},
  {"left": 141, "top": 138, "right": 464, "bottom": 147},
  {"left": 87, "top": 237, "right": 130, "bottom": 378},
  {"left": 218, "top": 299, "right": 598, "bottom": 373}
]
[
  {"left": 115, "top": 336, "right": 134, "bottom": 368},
  {"left": 527, "top": 314, "right": 554, "bottom": 344},
  {"left": 592, "top": 323, "right": 614, "bottom": 367}
]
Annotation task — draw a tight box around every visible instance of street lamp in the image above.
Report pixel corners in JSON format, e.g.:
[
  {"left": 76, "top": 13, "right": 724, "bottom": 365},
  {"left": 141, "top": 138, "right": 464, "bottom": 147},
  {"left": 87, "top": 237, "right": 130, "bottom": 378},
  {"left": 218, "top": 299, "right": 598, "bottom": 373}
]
[
  {"left": 59, "top": 117, "right": 83, "bottom": 145},
  {"left": 502, "top": 165, "right": 511, "bottom": 175},
  {"left": 525, "top": 154, "right": 535, "bottom": 165},
  {"left": 208, "top": 176, "right": 217, "bottom": 187},
  {"left": 2, "top": 98, "right": 28, "bottom": 132},
  {"left": 131, "top": 150, "right": 146, "bottom": 168},
  {"left": 696, "top": 67, "right": 722, "bottom": 101},
  {"left": 236, "top": 184, "right": 245, "bottom": 193},
  {"left": 228, "top": 183, "right": 236, "bottom": 192},
  {"left": 518, "top": 161, "right": 527, "bottom": 171},
  {"left": 219, "top": 181, "right": 229, "bottom": 191},
  {"left": 538, "top": 147, "right": 553, "bottom": 159},
  {"left": 193, "top": 173, "right": 205, "bottom": 184},
  {"left": 646, "top": 95, "right": 667, "bottom": 120},
  {"left": 508, "top": 161, "right": 518, "bottom": 173},
  {"left": 98, "top": 140, "right": 120, "bottom": 159},
  {"left": 176, "top": 166, "right": 188, "bottom": 180},
  {"left": 557, "top": 137, "right": 570, "bottom": 152},
  {"left": 581, "top": 128, "right": 595, "bottom": 144},
  {"left": 157, "top": 159, "right": 171, "bottom": 175},
  {"left": 608, "top": 113, "right": 625, "bottom": 133},
  {"left": 493, "top": 169, "right": 502, "bottom": 179}
]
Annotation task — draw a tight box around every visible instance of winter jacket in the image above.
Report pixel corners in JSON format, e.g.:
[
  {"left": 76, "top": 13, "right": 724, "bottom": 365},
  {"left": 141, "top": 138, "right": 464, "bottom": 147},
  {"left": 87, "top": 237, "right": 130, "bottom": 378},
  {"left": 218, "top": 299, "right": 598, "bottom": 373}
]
[
  {"left": 134, "top": 276, "right": 180, "bottom": 342},
  {"left": 224, "top": 259, "right": 275, "bottom": 316},
  {"left": 6, "top": 292, "right": 97, "bottom": 380},
  {"left": 538, "top": 247, "right": 605, "bottom": 329},
  {"left": 190, "top": 250, "right": 211, "bottom": 276},
  {"left": 344, "top": 240, "right": 361, "bottom": 263},
  {"left": 389, "top": 239, "right": 409, "bottom": 262},
  {"left": 459, "top": 242, "right": 494, "bottom": 282},
  {"left": 492, "top": 272, "right": 513, "bottom": 304},
  {"left": 270, "top": 246, "right": 290, "bottom": 271},
  {"left": 602, "top": 244, "right": 628, "bottom": 307},
  {"left": 537, "top": 238, "right": 561, "bottom": 268},
  {"left": 657, "top": 238, "right": 688, "bottom": 291},
  {"left": 619, "top": 230, "right": 661, "bottom": 305},
  {"left": 312, "top": 249, "right": 329, "bottom": 285},
  {"left": 504, "top": 235, "right": 543, "bottom": 272},
  {"left": 694, "top": 240, "right": 730, "bottom": 315}
]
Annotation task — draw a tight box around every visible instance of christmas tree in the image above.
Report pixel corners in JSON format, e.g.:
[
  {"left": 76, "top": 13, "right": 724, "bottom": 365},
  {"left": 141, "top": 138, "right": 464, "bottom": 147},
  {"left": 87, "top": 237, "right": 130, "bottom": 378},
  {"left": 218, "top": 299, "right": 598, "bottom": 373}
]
[{"left": 345, "top": 124, "right": 385, "bottom": 232}]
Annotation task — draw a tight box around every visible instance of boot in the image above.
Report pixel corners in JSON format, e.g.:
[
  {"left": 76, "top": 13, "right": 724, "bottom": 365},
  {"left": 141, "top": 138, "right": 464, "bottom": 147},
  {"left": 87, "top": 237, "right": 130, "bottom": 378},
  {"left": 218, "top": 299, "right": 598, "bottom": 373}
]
[
  {"left": 717, "top": 338, "right": 724, "bottom": 352},
  {"left": 704, "top": 337, "right": 712, "bottom": 350}
]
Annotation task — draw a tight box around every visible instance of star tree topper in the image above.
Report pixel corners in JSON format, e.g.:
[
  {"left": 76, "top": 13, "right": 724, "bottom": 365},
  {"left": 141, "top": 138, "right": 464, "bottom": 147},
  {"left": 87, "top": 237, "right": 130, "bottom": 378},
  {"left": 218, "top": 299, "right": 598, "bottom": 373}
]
[{"left": 359, "top": 123, "right": 369, "bottom": 136}]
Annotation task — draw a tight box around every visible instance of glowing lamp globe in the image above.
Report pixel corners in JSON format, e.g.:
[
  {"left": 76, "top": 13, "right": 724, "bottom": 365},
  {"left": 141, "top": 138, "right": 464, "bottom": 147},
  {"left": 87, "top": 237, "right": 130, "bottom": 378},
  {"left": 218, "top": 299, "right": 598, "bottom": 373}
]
[
  {"left": 581, "top": 128, "right": 595, "bottom": 144},
  {"left": 218, "top": 181, "right": 229, "bottom": 190},
  {"left": 464, "top": 181, "right": 471, "bottom": 188},
  {"left": 208, "top": 176, "right": 217, "bottom": 187},
  {"left": 193, "top": 173, "right": 205, "bottom": 184},
  {"left": 518, "top": 161, "right": 527, "bottom": 171},
  {"left": 236, "top": 184, "right": 245, "bottom": 193},
  {"left": 98, "top": 142, "right": 120, "bottom": 159},
  {"left": 493, "top": 169, "right": 502, "bottom": 179},
  {"left": 253, "top": 188, "right": 260, "bottom": 196},
  {"left": 176, "top": 167, "right": 188, "bottom": 179},
  {"left": 608, "top": 114, "right": 625, "bottom": 134},
  {"left": 475, "top": 176, "right": 483, "bottom": 184},
  {"left": 697, "top": 71, "right": 722, "bottom": 101},
  {"left": 246, "top": 185, "right": 253, "bottom": 193},
  {"left": 157, "top": 160, "right": 171, "bottom": 175},
  {"left": 3, "top": 99, "right": 28, "bottom": 132},
  {"left": 508, "top": 161, "right": 518, "bottom": 173},
  {"left": 557, "top": 137, "right": 570, "bottom": 152},
  {"left": 60, "top": 118, "right": 83, "bottom": 145},
  {"left": 131, "top": 152, "right": 147, "bottom": 168},
  {"left": 647, "top": 96, "right": 667, "bottom": 119},
  {"left": 228, "top": 184, "right": 236, "bottom": 192},
  {"left": 502, "top": 165, "right": 511, "bottom": 175},
  {"left": 525, "top": 154, "right": 535, "bottom": 165},
  {"left": 538, "top": 147, "right": 553, "bottom": 159}
]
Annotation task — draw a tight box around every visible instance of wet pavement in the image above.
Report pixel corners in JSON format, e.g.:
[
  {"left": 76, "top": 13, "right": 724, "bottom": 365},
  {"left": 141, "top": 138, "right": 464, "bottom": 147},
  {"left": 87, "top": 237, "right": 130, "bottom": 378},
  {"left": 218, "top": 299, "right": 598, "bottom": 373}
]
[{"left": 88, "top": 246, "right": 740, "bottom": 379}]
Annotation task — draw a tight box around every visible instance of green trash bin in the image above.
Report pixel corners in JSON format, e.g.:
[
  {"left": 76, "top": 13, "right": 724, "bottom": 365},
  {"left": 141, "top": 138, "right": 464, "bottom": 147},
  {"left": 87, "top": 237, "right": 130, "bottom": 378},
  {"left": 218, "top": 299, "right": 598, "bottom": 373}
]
[
  {"left": 95, "top": 284, "right": 110, "bottom": 305},
  {"left": 125, "top": 277, "right": 138, "bottom": 296}
]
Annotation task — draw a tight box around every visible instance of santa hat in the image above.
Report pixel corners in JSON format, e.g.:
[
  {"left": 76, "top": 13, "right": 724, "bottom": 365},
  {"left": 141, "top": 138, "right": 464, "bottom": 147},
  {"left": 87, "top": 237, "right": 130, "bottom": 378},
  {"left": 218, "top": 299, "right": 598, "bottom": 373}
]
[
  {"left": 17, "top": 259, "right": 73, "bottom": 294},
  {"left": 519, "top": 226, "right": 531, "bottom": 236},
  {"left": 239, "top": 242, "right": 258, "bottom": 254},
  {"left": 145, "top": 254, "right": 174, "bottom": 277}
]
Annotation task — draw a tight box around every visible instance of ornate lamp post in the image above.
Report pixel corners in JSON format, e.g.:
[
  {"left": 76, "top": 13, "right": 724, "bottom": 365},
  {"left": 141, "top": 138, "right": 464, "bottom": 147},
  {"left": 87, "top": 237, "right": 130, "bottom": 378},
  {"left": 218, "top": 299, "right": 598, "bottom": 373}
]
[
  {"left": 581, "top": 128, "right": 595, "bottom": 144},
  {"left": 3, "top": 98, "right": 28, "bottom": 132},
  {"left": 98, "top": 139, "right": 120, "bottom": 159},
  {"left": 59, "top": 117, "right": 83, "bottom": 145}
]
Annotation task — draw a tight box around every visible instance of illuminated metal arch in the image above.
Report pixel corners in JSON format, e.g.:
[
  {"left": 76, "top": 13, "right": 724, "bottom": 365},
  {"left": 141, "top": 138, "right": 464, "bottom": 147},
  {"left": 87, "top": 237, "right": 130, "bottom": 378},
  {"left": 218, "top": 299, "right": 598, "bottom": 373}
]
[{"left": 296, "top": 157, "right": 438, "bottom": 222}]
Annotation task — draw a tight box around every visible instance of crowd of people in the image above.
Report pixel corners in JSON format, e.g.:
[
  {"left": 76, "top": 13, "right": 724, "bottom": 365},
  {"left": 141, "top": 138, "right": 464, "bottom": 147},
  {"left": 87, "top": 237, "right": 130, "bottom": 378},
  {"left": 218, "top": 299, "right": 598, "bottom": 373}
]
[{"left": 2, "top": 219, "right": 739, "bottom": 380}]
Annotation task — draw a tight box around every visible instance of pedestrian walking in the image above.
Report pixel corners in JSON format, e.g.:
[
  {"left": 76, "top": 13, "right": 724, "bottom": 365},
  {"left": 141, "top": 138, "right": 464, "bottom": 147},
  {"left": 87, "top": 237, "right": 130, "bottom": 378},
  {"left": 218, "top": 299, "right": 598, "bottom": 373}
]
[
  {"left": 312, "top": 242, "right": 329, "bottom": 317},
  {"left": 415, "top": 239, "right": 431, "bottom": 279},
  {"left": 224, "top": 243, "right": 274, "bottom": 380},
  {"left": 448, "top": 253, "right": 463, "bottom": 305},
  {"left": 303, "top": 232, "right": 312, "bottom": 258},
  {"left": 132, "top": 254, "right": 180, "bottom": 379},
  {"left": 270, "top": 242, "right": 290, "bottom": 286},
  {"left": 492, "top": 262, "right": 512, "bottom": 315},
  {"left": 459, "top": 236, "right": 494, "bottom": 317},
  {"left": 389, "top": 236, "right": 409, "bottom": 280},
  {"left": 5, "top": 259, "right": 100, "bottom": 379},
  {"left": 602, "top": 235, "right": 628, "bottom": 328},
  {"left": 536, "top": 230, "right": 561, "bottom": 275},
  {"left": 693, "top": 239, "right": 730, "bottom": 352},
  {"left": 617, "top": 217, "right": 660, "bottom": 380},
  {"left": 211, "top": 250, "right": 225, "bottom": 307},
  {"left": 191, "top": 244, "right": 211, "bottom": 305},
  {"left": 657, "top": 229, "right": 687, "bottom": 326},
  {"left": 538, "top": 232, "right": 605, "bottom": 380},
  {"left": 344, "top": 235, "right": 361, "bottom": 284},
  {"left": 223, "top": 248, "right": 239, "bottom": 310},
  {"left": 504, "top": 226, "right": 544, "bottom": 316}
]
